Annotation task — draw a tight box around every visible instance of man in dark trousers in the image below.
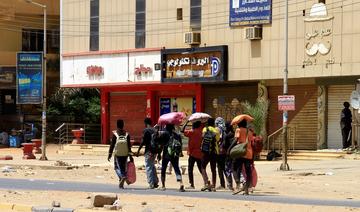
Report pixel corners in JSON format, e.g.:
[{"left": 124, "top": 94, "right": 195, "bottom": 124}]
[
  {"left": 136, "top": 118, "right": 159, "bottom": 189},
  {"left": 158, "top": 124, "right": 185, "bottom": 192},
  {"left": 341, "top": 102, "right": 352, "bottom": 149},
  {"left": 108, "top": 119, "right": 132, "bottom": 189}
]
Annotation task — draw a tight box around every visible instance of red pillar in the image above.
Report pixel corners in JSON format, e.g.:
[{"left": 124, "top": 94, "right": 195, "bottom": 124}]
[
  {"left": 195, "top": 84, "right": 204, "bottom": 112},
  {"left": 101, "top": 88, "right": 109, "bottom": 144}
]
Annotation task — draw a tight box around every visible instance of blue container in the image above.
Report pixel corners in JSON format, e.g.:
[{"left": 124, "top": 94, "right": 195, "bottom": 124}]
[{"left": 9, "top": 135, "right": 21, "bottom": 148}]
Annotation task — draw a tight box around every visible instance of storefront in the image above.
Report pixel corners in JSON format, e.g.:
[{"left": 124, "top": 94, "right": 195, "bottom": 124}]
[
  {"left": 267, "top": 84, "right": 318, "bottom": 150},
  {"left": 62, "top": 46, "right": 230, "bottom": 144},
  {"left": 101, "top": 84, "right": 202, "bottom": 144},
  {"left": 327, "top": 85, "right": 355, "bottom": 149},
  {"left": 62, "top": 49, "right": 204, "bottom": 144},
  {"left": 204, "top": 83, "right": 258, "bottom": 121},
  {"left": 0, "top": 66, "right": 18, "bottom": 131}
]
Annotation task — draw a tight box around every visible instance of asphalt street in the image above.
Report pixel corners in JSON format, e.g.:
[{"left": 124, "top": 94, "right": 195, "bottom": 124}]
[{"left": 0, "top": 178, "right": 359, "bottom": 208}]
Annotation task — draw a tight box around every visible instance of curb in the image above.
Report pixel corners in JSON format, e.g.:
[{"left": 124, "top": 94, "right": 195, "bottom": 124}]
[
  {"left": 0, "top": 203, "right": 32, "bottom": 212},
  {"left": 0, "top": 203, "right": 112, "bottom": 212},
  {"left": 0, "top": 164, "right": 82, "bottom": 170}
]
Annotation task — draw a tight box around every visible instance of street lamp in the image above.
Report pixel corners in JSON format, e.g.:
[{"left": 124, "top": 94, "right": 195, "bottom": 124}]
[
  {"left": 25, "top": 0, "right": 47, "bottom": 160},
  {"left": 280, "top": 0, "right": 290, "bottom": 171}
]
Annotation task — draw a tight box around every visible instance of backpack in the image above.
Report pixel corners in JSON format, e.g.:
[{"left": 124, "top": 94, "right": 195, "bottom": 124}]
[
  {"left": 113, "top": 131, "right": 129, "bottom": 157},
  {"left": 201, "top": 127, "right": 216, "bottom": 154},
  {"left": 149, "top": 129, "right": 162, "bottom": 154},
  {"left": 167, "top": 133, "right": 182, "bottom": 158}
]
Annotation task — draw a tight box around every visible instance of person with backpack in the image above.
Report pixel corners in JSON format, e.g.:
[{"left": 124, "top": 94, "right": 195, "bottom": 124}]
[
  {"left": 200, "top": 118, "right": 220, "bottom": 192},
  {"left": 229, "top": 119, "right": 254, "bottom": 195},
  {"left": 215, "top": 117, "right": 231, "bottom": 190},
  {"left": 108, "top": 119, "right": 132, "bottom": 189},
  {"left": 157, "top": 124, "right": 185, "bottom": 192},
  {"left": 182, "top": 120, "right": 203, "bottom": 189},
  {"left": 136, "top": 118, "right": 159, "bottom": 189}
]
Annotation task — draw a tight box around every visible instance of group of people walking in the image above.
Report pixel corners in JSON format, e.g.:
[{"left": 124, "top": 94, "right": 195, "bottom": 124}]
[{"left": 108, "top": 115, "right": 257, "bottom": 195}]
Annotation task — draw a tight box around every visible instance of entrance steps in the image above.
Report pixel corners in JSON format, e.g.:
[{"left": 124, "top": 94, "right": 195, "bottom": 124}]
[
  {"left": 260, "top": 150, "right": 348, "bottom": 160},
  {"left": 57, "top": 144, "right": 142, "bottom": 156},
  {"left": 57, "top": 144, "right": 110, "bottom": 155}
]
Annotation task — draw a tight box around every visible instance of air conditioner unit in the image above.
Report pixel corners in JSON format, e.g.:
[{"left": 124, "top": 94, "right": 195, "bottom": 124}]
[
  {"left": 184, "top": 32, "right": 201, "bottom": 45},
  {"left": 245, "top": 27, "right": 263, "bottom": 40}
]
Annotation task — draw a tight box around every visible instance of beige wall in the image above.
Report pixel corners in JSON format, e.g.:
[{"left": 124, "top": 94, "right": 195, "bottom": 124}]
[
  {"left": 61, "top": 0, "right": 360, "bottom": 81},
  {"left": 0, "top": 0, "right": 59, "bottom": 66}
]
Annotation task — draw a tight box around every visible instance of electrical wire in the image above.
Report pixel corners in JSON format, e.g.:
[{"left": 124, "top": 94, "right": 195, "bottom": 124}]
[{"left": 0, "top": 0, "right": 358, "bottom": 37}]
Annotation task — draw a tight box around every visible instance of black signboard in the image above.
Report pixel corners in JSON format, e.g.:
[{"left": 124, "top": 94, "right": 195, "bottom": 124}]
[{"left": 161, "top": 45, "right": 228, "bottom": 83}]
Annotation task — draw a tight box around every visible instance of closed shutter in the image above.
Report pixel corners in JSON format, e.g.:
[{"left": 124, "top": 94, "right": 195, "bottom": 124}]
[
  {"left": 109, "top": 92, "right": 147, "bottom": 144},
  {"left": 327, "top": 85, "right": 354, "bottom": 149},
  {"left": 268, "top": 85, "right": 317, "bottom": 150},
  {"left": 204, "top": 84, "right": 258, "bottom": 122}
]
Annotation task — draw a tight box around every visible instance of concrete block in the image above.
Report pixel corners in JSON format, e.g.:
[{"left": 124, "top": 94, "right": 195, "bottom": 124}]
[
  {"left": 32, "top": 207, "right": 74, "bottom": 212},
  {"left": 52, "top": 208, "right": 74, "bottom": 212},
  {"left": 0, "top": 155, "right": 13, "bottom": 160},
  {"left": 103, "top": 205, "right": 121, "bottom": 210},
  {"left": 91, "top": 193, "right": 117, "bottom": 207},
  {"left": 13, "top": 204, "right": 32, "bottom": 212},
  {"left": 0, "top": 203, "right": 14, "bottom": 211},
  {"left": 31, "top": 206, "right": 52, "bottom": 212}
]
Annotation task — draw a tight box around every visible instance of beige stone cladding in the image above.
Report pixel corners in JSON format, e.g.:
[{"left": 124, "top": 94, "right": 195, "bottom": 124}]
[{"left": 61, "top": 0, "right": 360, "bottom": 81}]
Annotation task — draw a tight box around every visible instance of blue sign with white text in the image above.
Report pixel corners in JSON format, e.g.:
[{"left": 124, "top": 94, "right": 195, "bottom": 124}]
[
  {"left": 230, "top": 0, "right": 272, "bottom": 26},
  {"left": 16, "top": 52, "right": 43, "bottom": 104},
  {"left": 160, "top": 98, "right": 171, "bottom": 115}
]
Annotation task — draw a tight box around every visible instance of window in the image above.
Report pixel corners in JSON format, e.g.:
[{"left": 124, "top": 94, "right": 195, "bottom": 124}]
[
  {"left": 90, "top": 0, "right": 99, "bottom": 51},
  {"left": 22, "top": 29, "right": 43, "bottom": 51},
  {"left": 319, "top": 0, "right": 325, "bottom": 3},
  {"left": 136, "top": 0, "right": 146, "bottom": 48},
  {"left": 177, "top": 8, "right": 183, "bottom": 20},
  {"left": 190, "top": 0, "right": 201, "bottom": 31},
  {"left": 22, "top": 29, "right": 59, "bottom": 53}
]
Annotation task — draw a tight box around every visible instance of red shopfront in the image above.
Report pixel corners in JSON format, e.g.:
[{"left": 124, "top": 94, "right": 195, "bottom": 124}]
[
  {"left": 101, "top": 45, "right": 228, "bottom": 144},
  {"left": 100, "top": 83, "right": 203, "bottom": 144}
]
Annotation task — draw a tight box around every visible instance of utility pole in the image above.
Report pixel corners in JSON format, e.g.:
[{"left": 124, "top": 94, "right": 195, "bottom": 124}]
[
  {"left": 25, "top": 0, "right": 48, "bottom": 160},
  {"left": 280, "top": 0, "right": 290, "bottom": 171}
]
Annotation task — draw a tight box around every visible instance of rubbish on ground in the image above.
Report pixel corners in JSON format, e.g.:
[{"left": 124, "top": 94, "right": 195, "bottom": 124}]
[
  {"left": 184, "top": 204, "right": 194, "bottom": 207},
  {"left": 1, "top": 166, "right": 15, "bottom": 173},
  {"left": 54, "top": 160, "right": 71, "bottom": 166},
  {"left": 52, "top": 201, "right": 61, "bottom": 207},
  {"left": 325, "top": 172, "right": 334, "bottom": 176},
  {"left": 141, "top": 201, "right": 147, "bottom": 206}
]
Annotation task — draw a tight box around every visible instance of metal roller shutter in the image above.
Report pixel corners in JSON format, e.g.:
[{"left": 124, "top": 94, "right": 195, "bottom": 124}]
[
  {"left": 109, "top": 92, "right": 147, "bottom": 144},
  {"left": 327, "top": 85, "right": 355, "bottom": 149},
  {"left": 268, "top": 85, "right": 317, "bottom": 150},
  {"left": 204, "top": 84, "right": 258, "bottom": 122}
]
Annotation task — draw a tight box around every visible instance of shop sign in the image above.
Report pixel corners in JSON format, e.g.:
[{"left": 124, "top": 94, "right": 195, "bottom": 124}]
[
  {"left": 230, "top": 0, "right": 272, "bottom": 26},
  {"left": 161, "top": 46, "right": 227, "bottom": 83},
  {"left": 278, "top": 95, "right": 295, "bottom": 111},
  {"left": 16, "top": 52, "right": 43, "bottom": 104},
  {"left": 134, "top": 64, "right": 152, "bottom": 75},
  {"left": 0, "top": 67, "right": 16, "bottom": 89},
  {"left": 159, "top": 97, "right": 195, "bottom": 116},
  {"left": 86, "top": 65, "right": 104, "bottom": 76}
]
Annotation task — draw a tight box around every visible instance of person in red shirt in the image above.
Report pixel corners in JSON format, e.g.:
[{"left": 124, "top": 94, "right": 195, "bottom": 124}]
[{"left": 182, "top": 120, "right": 204, "bottom": 189}]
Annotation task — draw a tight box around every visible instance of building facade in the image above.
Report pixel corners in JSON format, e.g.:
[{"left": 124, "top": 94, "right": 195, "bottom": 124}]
[
  {"left": 0, "top": 0, "right": 59, "bottom": 131},
  {"left": 61, "top": 0, "right": 360, "bottom": 149}
]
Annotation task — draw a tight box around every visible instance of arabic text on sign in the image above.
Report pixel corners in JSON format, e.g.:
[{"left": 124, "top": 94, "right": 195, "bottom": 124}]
[
  {"left": 86, "top": 65, "right": 104, "bottom": 76},
  {"left": 134, "top": 64, "right": 152, "bottom": 75}
]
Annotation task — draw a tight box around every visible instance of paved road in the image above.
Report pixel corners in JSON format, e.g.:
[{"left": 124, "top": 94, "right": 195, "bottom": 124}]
[{"left": 0, "top": 178, "right": 359, "bottom": 208}]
